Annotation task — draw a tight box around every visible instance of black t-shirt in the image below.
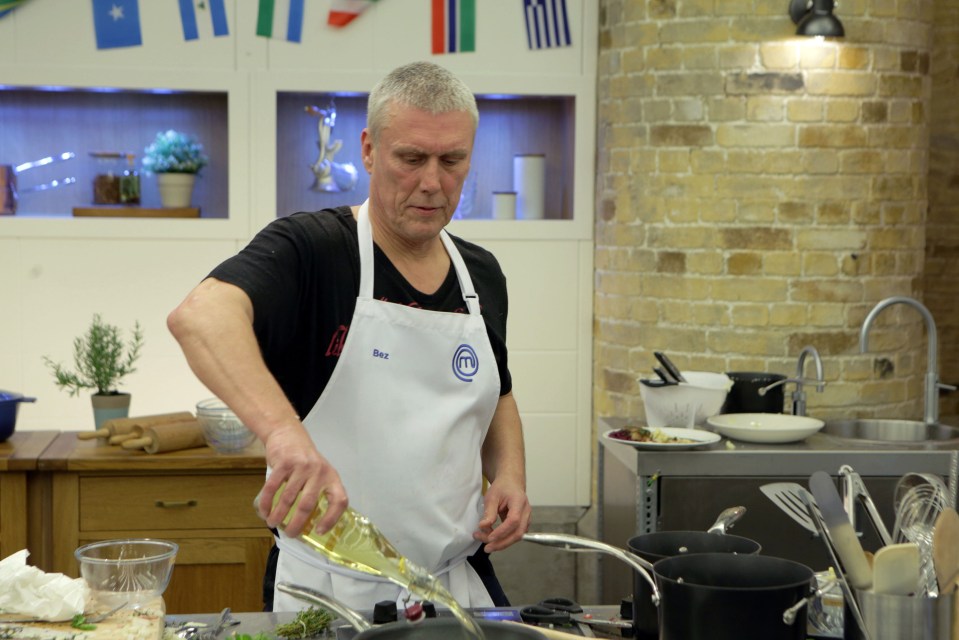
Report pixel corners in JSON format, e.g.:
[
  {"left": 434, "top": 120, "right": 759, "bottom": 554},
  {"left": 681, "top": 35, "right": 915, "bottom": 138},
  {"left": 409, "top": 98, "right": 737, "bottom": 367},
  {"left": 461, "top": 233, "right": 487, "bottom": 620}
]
[{"left": 208, "top": 206, "right": 512, "bottom": 419}]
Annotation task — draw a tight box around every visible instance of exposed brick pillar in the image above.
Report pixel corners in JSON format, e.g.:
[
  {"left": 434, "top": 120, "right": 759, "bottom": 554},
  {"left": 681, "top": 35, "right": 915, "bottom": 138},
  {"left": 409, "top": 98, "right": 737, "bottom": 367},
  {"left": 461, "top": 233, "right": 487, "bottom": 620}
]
[
  {"left": 595, "top": 0, "right": 938, "bottom": 423},
  {"left": 925, "top": 0, "right": 959, "bottom": 418}
]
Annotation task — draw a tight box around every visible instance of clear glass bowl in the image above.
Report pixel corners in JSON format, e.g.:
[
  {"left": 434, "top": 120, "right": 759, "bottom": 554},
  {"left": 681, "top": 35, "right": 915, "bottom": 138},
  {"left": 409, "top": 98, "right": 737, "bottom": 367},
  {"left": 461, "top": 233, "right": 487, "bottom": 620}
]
[
  {"left": 196, "top": 397, "right": 256, "bottom": 453},
  {"left": 75, "top": 538, "right": 178, "bottom": 607}
]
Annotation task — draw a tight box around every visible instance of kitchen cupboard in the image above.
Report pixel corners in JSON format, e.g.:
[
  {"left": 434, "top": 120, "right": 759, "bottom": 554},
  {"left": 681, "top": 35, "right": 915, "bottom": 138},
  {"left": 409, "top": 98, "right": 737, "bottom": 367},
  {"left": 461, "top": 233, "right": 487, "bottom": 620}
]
[
  {"left": 0, "top": 431, "right": 57, "bottom": 561},
  {"left": 36, "top": 433, "right": 272, "bottom": 614}
]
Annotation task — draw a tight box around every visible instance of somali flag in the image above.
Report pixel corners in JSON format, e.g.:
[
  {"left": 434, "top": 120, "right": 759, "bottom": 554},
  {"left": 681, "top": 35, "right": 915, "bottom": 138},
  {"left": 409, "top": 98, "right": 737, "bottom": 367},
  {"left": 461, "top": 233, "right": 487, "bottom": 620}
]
[
  {"left": 92, "top": 0, "right": 143, "bottom": 49},
  {"left": 524, "top": 0, "right": 572, "bottom": 50},
  {"left": 178, "top": 0, "right": 229, "bottom": 41},
  {"left": 431, "top": 0, "right": 475, "bottom": 54},
  {"left": 256, "top": 0, "right": 305, "bottom": 43}
]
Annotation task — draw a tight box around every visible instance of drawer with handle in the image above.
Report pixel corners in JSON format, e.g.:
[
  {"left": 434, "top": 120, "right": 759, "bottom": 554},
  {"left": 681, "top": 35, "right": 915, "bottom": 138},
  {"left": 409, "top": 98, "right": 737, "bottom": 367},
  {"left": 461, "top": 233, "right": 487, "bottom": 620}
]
[{"left": 79, "top": 474, "right": 265, "bottom": 531}]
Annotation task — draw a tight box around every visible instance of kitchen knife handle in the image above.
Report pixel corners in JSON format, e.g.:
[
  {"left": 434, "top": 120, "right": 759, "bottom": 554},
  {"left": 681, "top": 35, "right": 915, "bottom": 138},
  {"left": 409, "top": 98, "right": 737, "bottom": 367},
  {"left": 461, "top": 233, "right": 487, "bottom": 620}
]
[{"left": 654, "top": 352, "right": 687, "bottom": 383}]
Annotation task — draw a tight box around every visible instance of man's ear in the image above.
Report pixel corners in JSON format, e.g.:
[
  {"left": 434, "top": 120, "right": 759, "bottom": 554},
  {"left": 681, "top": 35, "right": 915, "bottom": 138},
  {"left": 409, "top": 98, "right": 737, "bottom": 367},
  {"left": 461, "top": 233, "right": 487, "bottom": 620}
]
[{"left": 360, "top": 129, "right": 374, "bottom": 173}]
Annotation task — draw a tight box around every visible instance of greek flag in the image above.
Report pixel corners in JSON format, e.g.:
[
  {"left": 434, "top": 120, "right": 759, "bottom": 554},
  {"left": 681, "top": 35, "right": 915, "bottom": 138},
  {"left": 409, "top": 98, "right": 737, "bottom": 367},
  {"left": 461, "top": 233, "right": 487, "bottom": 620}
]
[
  {"left": 178, "top": 0, "right": 229, "bottom": 41},
  {"left": 523, "top": 0, "right": 571, "bottom": 50}
]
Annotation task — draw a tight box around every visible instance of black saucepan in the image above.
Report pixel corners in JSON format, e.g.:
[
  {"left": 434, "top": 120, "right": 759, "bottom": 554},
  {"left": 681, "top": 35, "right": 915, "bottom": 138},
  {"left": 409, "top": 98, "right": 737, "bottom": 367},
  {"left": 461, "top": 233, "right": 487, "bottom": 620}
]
[
  {"left": 723, "top": 371, "right": 786, "bottom": 413},
  {"left": 653, "top": 553, "right": 815, "bottom": 640},
  {"left": 628, "top": 531, "right": 761, "bottom": 640}
]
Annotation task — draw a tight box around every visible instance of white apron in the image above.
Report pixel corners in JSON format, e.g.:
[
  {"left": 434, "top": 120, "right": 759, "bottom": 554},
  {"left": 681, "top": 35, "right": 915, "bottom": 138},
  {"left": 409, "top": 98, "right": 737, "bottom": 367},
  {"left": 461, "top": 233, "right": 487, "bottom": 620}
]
[{"left": 272, "top": 201, "right": 501, "bottom": 612}]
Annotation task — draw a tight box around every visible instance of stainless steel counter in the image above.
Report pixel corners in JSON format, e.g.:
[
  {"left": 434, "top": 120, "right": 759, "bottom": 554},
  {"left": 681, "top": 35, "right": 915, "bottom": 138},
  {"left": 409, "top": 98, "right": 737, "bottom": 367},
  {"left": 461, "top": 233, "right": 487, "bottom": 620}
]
[{"left": 597, "top": 416, "right": 959, "bottom": 604}]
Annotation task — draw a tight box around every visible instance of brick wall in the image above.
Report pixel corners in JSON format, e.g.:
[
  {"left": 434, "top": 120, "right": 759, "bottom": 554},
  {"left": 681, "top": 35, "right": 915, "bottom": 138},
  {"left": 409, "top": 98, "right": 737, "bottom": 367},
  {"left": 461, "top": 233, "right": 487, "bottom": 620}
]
[
  {"left": 925, "top": 0, "right": 959, "bottom": 416},
  {"left": 595, "top": 0, "right": 943, "bottom": 423}
]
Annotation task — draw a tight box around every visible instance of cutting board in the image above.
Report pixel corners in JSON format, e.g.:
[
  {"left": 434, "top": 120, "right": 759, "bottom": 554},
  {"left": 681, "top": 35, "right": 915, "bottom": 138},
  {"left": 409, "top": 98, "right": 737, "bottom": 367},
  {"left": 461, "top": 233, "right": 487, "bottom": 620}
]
[{"left": 0, "top": 607, "right": 164, "bottom": 640}]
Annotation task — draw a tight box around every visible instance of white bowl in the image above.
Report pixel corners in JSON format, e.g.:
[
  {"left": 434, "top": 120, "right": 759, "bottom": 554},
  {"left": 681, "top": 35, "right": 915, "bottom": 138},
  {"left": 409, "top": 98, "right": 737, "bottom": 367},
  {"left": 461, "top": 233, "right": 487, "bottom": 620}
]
[
  {"left": 75, "top": 538, "right": 178, "bottom": 607},
  {"left": 706, "top": 413, "right": 825, "bottom": 443},
  {"left": 639, "top": 371, "right": 733, "bottom": 428},
  {"left": 196, "top": 398, "right": 256, "bottom": 453}
]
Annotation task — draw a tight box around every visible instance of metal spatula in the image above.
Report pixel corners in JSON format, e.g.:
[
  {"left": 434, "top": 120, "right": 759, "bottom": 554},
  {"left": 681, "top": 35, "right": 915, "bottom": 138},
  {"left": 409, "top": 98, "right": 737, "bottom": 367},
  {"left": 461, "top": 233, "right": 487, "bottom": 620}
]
[{"left": 760, "top": 482, "right": 822, "bottom": 535}]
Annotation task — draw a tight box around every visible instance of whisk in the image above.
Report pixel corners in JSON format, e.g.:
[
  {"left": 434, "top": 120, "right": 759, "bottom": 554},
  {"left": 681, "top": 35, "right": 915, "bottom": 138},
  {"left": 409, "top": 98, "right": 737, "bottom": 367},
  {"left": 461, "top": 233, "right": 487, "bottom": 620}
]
[{"left": 893, "top": 477, "right": 949, "bottom": 597}]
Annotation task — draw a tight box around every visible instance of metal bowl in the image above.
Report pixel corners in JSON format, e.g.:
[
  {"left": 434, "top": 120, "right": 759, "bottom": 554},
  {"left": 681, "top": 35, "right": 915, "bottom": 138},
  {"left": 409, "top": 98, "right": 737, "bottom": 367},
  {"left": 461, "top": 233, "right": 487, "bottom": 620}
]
[
  {"left": 196, "top": 397, "right": 256, "bottom": 453},
  {"left": 75, "top": 538, "right": 178, "bottom": 607}
]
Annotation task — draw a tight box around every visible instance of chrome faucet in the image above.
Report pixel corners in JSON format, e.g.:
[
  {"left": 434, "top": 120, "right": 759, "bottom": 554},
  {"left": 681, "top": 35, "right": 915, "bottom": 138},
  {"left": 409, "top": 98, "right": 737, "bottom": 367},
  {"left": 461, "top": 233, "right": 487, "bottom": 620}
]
[
  {"left": 757, "top": 345, "right": 826, "bottom": 416},
  {"left": 860, "top": 296, "right": 956, "bottom": 424}
]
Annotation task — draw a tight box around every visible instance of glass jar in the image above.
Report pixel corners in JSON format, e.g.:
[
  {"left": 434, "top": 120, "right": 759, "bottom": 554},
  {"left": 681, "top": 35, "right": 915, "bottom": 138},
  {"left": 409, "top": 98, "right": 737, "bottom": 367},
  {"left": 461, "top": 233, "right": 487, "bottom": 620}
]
[
  {"left": 119, "top": 153, "right": 140, "bottom": 204},
  {"left": 90, "top": 152, "right": 124, "bottom": 205}
]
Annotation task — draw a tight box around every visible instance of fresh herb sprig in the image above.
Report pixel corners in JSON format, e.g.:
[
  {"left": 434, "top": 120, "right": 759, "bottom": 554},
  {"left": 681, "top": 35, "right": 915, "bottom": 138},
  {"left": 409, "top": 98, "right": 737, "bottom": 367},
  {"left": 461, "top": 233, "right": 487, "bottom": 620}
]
[
  {"left": 273, "top": 607, "right": 334, "bottom": 639},
  {"left": 71, "top": 614, "right": 96, "bottom": 631}
]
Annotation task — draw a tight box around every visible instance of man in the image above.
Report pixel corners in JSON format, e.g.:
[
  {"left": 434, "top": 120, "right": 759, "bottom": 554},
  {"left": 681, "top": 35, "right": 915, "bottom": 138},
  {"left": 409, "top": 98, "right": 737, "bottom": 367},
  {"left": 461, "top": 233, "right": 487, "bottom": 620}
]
[{"left": 167, "top": 61, "right": 531, "bottom": 611}]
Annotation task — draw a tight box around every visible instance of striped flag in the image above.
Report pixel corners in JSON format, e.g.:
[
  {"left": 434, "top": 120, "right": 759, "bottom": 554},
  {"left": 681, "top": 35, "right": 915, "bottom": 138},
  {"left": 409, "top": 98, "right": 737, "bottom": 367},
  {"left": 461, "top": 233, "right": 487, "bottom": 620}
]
[
  {"left": 431, "top": 0, "right": 475, "bottom": 55},
  {"left": 0, "top": 0, "right": 29, "bottom": 20},
  {"left": 524, "top": 0, "right": 572, "bottom": 50},
  {"left": 92, "top": 0, "right": 142, "bottom": 49},
  {"left": 178, "top": 0, "right": 229, "bottom": 41},
  {"left": 328, "top": 0, "right": 380, "bottom": 28},
  {"left": 256, "top": 0, "right": 305, "bottom": 43}
]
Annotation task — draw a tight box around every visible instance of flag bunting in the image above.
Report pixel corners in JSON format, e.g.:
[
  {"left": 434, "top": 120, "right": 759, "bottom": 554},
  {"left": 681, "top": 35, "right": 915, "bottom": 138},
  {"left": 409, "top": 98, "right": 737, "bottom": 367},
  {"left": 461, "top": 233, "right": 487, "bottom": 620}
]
[
  {"left": 256, "top": 0, "right": 305, "bottom": 43},
  {"left": 431, "top": 0, "right": 475, "bottom": 55},
  {"left": 178, "top": 0, "right": 229, "bottom": 41},
  {"left": 92, "top": 0, "right": 143, "bottom": 49},
  {"left": 524, "top": 0, "right": 572, "bottom": 50},
  {"left": 328, "top": 0, "right": 380, "bottom": 28}
]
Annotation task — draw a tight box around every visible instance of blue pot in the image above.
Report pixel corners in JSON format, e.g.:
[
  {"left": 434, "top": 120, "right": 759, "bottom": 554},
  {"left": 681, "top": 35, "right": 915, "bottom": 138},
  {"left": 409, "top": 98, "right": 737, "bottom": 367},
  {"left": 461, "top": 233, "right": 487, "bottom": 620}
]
[{"left": 0, "top": 390, "right": 36, "bottom": 443}]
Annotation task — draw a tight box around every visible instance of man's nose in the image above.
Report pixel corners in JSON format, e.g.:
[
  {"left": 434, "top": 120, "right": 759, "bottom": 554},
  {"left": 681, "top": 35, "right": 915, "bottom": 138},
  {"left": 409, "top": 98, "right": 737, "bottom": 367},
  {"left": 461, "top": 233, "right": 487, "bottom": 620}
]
[{"left": 419, "top": 158, "right": 442, "bottom": 191}]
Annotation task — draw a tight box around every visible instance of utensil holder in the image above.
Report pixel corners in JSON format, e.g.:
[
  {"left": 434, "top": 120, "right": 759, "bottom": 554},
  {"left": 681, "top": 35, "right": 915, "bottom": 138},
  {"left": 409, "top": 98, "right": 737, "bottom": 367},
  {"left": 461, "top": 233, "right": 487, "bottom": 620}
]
[{"left": 846, "top": 589, "right": 955, "bottom": 640}]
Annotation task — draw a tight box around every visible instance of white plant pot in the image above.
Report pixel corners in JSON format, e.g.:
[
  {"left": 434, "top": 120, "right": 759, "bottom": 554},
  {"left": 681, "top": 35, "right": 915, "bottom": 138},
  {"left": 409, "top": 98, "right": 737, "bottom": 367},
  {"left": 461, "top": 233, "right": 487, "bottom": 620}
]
[{"left": 157, "top": 173, "right": 196, "bottom": 208}]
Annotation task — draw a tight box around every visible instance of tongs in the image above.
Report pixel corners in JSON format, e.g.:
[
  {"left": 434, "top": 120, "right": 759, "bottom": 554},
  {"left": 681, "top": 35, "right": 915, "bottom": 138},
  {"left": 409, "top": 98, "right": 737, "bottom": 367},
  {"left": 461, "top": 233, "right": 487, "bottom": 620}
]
[
  {"left": 840, "top": 464, "right": 893, "bottom": 546},
  {"left": 798, "top": 490, "right": 871, "bottom": 640}
]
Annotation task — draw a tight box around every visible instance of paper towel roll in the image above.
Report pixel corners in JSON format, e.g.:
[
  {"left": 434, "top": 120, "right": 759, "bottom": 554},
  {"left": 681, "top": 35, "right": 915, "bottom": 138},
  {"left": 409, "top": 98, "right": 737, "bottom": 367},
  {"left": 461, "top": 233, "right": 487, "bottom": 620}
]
[
  {"left": 513, "top": 154, "right": 545, "bottom": 220},
  {"left": 491, "top": 191, "right": 517, "bottom": 220}
]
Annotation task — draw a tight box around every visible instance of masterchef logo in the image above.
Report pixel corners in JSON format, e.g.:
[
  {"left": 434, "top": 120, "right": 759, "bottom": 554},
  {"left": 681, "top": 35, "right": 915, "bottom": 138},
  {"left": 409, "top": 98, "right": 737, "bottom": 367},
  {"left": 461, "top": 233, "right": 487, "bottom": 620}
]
[{"left": 452, "top": 344, "right": 479, "bottom": 382}]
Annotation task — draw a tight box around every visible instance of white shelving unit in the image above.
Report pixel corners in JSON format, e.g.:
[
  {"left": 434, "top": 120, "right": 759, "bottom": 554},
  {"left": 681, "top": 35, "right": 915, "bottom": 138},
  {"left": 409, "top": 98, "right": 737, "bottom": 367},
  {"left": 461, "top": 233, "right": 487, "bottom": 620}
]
[{"left": 0, "top": 0, "right": 596, "bottom": 507}]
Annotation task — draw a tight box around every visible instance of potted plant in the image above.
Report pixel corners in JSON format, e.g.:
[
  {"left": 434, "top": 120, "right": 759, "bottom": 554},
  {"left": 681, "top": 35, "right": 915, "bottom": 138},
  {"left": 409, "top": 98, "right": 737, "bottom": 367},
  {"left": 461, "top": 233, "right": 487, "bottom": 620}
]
[
  {"left": 142, "top": 129, "right": 209, "bottom": 208},
  {"left": 44, "top": 314, "right": 144, "bottom": 428}
]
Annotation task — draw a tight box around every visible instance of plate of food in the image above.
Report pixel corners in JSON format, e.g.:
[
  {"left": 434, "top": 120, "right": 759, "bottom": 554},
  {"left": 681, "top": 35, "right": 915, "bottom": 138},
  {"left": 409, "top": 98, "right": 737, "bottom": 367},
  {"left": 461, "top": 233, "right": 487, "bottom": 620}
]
[
  {"left": 705, "top": 413, "right": 825, "bottom": 444},
  {"left": 603, "top": 426, "right": 721, "bottom": 450}
]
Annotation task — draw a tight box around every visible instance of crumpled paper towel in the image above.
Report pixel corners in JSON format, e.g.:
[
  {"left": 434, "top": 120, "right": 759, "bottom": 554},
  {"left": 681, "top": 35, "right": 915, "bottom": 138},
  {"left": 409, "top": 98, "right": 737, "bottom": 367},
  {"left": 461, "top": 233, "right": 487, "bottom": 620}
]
[{"left": 0, "top": 549, "right": 90, "bottom": 621}]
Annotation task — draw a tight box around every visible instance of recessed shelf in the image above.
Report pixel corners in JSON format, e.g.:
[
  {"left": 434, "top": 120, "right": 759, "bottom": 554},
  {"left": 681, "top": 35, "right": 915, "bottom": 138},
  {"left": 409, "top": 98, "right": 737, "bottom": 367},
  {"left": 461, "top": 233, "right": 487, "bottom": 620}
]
[{"left": 275, "top": 92, "right": 575, "bottom": 222}]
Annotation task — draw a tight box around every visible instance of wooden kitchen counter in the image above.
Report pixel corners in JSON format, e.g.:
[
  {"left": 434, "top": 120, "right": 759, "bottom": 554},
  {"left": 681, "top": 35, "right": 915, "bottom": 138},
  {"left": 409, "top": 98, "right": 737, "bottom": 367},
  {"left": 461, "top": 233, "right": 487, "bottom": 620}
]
[
  {"left": 37, "top": 432, "right": 272, "bottom": 614},
  {"left": 0, "top": 431, "right": 58, "bottom": 561}
]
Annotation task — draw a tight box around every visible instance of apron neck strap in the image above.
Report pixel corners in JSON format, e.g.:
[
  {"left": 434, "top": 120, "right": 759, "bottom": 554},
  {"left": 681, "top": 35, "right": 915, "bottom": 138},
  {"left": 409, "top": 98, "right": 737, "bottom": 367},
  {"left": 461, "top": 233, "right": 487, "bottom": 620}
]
[{"left": 357, "top": 201, "right": 482, "bottom": 315}]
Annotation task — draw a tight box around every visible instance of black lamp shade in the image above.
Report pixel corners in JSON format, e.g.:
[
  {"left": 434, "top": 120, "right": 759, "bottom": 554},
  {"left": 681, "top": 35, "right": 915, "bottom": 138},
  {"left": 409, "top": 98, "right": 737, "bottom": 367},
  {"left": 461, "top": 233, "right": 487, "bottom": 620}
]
[{"left": 790, "top": 0, "right": 845, "bottom": 38}]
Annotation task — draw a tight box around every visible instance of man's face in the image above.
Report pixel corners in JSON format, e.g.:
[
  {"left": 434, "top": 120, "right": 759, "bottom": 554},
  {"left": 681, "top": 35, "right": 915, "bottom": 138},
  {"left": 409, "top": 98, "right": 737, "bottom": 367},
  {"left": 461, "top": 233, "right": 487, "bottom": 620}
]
[{"left": 361, "top": 103, "right": 475, "bottom": 246}]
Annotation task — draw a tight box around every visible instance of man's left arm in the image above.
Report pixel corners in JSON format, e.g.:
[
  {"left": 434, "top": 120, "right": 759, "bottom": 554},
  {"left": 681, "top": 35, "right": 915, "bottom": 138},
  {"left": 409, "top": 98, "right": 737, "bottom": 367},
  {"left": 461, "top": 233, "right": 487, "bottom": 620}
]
[{"left": 474, "top": 392, "right": 532, "bottom": 552}]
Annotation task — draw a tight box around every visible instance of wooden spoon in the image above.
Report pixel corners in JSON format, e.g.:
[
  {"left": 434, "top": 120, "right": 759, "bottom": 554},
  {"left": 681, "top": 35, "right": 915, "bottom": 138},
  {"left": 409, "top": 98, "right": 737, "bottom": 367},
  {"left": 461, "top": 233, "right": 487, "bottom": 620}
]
[{"left": 933, "top": 507, "right": 959, "bottom": 593}]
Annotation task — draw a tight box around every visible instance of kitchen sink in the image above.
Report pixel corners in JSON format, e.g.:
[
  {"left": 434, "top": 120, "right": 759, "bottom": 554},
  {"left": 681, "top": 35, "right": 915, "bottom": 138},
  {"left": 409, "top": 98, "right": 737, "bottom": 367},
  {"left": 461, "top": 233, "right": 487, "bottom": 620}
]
[{"left": 821, "top": 418, "right": 959, "bottom": 444}]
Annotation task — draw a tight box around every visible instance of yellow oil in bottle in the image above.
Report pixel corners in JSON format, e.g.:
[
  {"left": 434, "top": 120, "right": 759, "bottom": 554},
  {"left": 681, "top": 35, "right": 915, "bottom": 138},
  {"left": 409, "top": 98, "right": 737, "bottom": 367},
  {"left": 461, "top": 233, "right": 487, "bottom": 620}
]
[{"left": 268, "top": 487, "right": 484, "bottom": 639}]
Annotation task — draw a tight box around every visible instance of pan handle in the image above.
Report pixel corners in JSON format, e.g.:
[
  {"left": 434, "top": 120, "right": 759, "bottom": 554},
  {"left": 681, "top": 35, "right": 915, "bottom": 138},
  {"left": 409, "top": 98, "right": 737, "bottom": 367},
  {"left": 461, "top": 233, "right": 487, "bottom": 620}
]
[
  {"left": 522, "top": 532, "right": 660, "bottom": 605},
  {"left": 782, "top": 578, "right": 838, "bottom": 625}
]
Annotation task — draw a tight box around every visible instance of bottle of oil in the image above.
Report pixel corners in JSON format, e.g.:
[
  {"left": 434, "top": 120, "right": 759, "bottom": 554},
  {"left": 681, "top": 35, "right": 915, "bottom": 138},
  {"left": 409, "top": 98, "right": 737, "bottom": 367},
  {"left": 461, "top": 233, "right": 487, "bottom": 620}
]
[{"left": 259, "top": 484, "right": 482, "bottom": 637}]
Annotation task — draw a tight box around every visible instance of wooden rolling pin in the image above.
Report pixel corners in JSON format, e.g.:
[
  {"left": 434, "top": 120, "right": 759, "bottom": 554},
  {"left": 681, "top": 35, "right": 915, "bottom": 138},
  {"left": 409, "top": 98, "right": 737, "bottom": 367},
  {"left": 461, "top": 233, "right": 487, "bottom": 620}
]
[
  {"left": 77, "top": 412, "right": 194, "bottom": 441},
  {"left": 120, "top": 419, "right": 206, "bottom": 454}
]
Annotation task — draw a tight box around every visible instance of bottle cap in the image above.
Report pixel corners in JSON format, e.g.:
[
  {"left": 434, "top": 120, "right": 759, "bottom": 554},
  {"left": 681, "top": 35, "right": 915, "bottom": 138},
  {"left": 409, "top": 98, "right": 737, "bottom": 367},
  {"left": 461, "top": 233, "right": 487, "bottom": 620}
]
[{"left": 403, "top": 601, "right": 425, "bottom": 624}]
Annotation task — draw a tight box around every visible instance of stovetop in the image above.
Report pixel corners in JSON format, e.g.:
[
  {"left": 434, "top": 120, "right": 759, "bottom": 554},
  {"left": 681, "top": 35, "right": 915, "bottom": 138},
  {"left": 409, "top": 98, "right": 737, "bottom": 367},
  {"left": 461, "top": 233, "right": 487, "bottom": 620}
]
[{"left": 333, "top": 602, "right": 630, "bottom": 638}]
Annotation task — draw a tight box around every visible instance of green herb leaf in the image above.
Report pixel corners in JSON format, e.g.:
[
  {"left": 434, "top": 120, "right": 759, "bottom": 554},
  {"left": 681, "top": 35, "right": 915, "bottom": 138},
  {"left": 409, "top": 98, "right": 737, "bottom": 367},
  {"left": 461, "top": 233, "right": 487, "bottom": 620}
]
[{"left": 71, "top": 614, "right": 96, "bottom": 631}]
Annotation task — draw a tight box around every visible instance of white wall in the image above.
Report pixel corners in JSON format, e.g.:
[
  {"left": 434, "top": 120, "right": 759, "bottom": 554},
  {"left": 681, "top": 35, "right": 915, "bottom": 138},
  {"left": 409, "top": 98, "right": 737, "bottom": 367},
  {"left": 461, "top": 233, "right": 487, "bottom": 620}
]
[{"left": 0, "top": 0, "right": 596, "bottom": 506}]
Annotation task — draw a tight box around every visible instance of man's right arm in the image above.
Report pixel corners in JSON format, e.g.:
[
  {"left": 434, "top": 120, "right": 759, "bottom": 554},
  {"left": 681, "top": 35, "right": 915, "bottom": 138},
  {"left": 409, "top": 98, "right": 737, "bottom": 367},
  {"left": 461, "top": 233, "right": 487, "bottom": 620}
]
[{"left": 167, "top": 276, "right": 348, "bottom": 536}]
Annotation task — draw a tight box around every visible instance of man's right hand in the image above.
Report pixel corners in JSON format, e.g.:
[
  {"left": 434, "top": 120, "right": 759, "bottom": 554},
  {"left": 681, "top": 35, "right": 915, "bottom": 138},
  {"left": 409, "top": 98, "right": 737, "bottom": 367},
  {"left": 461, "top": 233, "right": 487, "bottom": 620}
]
[{"left": 256, "top": 423, "right": 349, "bottom": 537}]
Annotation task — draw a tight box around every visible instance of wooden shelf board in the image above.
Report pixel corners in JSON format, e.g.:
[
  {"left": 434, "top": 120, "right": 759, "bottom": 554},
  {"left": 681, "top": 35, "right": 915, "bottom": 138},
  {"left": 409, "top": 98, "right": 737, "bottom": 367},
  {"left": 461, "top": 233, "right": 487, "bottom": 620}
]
[{"left": 72, "top": 206, "right": 200, "bottom": 219}]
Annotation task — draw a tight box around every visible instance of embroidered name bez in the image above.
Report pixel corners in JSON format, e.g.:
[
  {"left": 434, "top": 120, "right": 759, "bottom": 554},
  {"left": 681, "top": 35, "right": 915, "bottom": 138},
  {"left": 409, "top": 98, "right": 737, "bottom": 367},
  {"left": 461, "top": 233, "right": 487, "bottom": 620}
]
[{"left": 373, "top": 349, "right": 389, "bottom": 360}]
